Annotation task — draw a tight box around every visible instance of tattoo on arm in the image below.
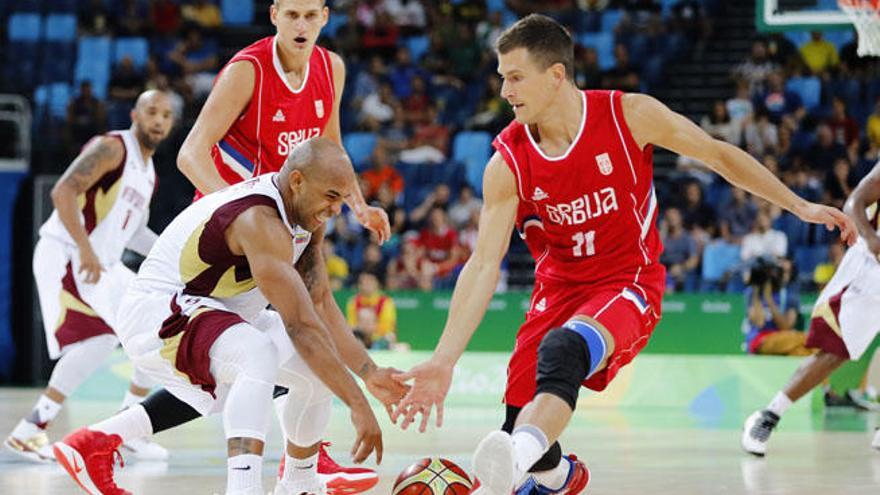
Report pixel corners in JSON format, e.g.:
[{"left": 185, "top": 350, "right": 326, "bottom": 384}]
[
  {"left": 358, "top": 360, "right": 377, "bottom": 379},
  {"left": 296, "top": 242, "right": 325, "bottom": 297},
  {"left": 60, "top": 138, "right": 121, "bottom": 192}
]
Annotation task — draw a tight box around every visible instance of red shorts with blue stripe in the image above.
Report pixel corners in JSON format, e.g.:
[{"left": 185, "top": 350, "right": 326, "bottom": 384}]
[{"left": 505, "top": 264, "right": 665, "bottom": 407}]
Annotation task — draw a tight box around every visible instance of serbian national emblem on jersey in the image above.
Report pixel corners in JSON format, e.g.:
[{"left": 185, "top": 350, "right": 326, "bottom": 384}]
[{"left": 209, "top": 36, "right": 336, "bottom": 186}]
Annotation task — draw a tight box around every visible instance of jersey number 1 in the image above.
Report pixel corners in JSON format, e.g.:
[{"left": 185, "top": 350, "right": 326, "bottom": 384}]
[{"left": 571, "top": 231, "right": 596, "bottom": 257}]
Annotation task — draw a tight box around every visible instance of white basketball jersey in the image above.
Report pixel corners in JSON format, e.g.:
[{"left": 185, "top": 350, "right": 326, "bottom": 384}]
[
  {"left": 133, "top": 173, "right": 312, "bottom": 321},
  {"left": 39, "top": 130, "right": 156, "bottom": 265}
]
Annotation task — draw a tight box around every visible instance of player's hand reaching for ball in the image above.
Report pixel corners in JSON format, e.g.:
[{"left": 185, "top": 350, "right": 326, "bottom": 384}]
[
  {"left": 365, "top": 366, "right": 411, "bottom": 419},
  {"left": 349, "top": 398, "right": 384, "bottom": 465},
  {"left": 792, "top": 202, "right": 857, "bottom": 246},
  {"left": 391, "top": 358, "right": 454, "bottom": 433},
  {"left": 356, "top": 206, "right": 391, "bottom": 245},
  {"left": 78, "top": 245, "right": 105, "bottom": 284}
]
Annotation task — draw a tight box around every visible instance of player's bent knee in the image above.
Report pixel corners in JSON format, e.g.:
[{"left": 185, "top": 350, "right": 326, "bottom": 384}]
[{"left": 535, "top": 322, "right": 607, "bottom": 410}]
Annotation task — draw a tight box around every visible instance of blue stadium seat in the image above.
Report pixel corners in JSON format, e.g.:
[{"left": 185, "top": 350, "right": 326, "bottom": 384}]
[
  {"left": 44, "top": 13, "right": 76, "bottom": 42},
  {"left": 404, "top": 35, "right": 430, "bottom": 62},
  {"left": 222, "top": 0, "right": 254, "bottom": 25},
  {"left": 578, "top": 32, "right": 615, "bottom": 71},
  {"left": 600, "top": 9, "right": 624, "bottom": 33},
  {"left": 78, "top": 36, "right": 111, "bottom": 65},
  {"left": 324, "top": 12, "right": 348, "bottom": 38},
  {"left": 700, "top": 240, "right": 741, "bottom": 291},
  {"left": 34, "top": 82, "right": 71, "bottom": 121},
  {"left": 786, "top": 76, "right": 821, "bottom": 111},
  {"left": 114, "top": 37, "right": 149, "bottom": 70},
  {"left": 343, "top": 132, "right": 377, "bottom": 171},
  {"left": 8, "top": 13, "right": 41, "bottom": 42},
  {"left": 452, "top": 131, "right": 492, "bottom": 195}
]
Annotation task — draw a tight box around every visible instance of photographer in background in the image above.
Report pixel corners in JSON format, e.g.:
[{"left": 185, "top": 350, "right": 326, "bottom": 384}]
[{"left": 744, "top": 257, "right": 813, "bottom": 356}]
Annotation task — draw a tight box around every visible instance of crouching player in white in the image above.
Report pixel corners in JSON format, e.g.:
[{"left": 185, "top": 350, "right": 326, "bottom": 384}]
[
  {"left": 743, "top": 160, "right": 880, "bottom": 456},
  {"left": 53, "top": 138, "right": 402, "bottom": 495},
  {"left": 5, "top": 91, "right": 174, "bottom": 463}
]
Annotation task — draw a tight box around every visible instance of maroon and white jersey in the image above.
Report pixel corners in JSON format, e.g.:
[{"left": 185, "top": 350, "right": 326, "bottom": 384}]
[
  {"left": 493, "top": 90, "right": 663, "bottom": 288},
  {"left": 208, "top": 36, "right": 335, "bottom": 191}
]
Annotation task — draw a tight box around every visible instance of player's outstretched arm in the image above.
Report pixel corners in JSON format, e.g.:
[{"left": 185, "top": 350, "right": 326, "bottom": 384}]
[
  {"left": 295, "top": 225, "right": 408, "bottom": 415},
  {"left": 324, "top": 51, "right": 391, "bottom": 243},
  {"left": 623, "top": 93, "right": 857, "bottom": 245},
  {"left": 844, "top": 161, "right": 880, "bottom": 256},
  {"left": 228, "top": 206, "right": 383, "bottom": 464},
  {"left": 178, "top": 61, "right": 255, "bottom": 195},
  {"left": 51, "top": 135, "right": 125, "bottom": 283},
  {"left": 392, "top": 152, "right": 518, "bottom": 432}
]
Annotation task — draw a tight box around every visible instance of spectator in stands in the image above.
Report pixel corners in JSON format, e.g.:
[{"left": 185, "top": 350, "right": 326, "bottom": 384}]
[
  {"left": 806, "top": 123, "right": 848, "bottom": 174},
  {"left": 670, "top": 0, "right": 712, "bottom": 53},
  {"left": 744, "top": 257, "right": 808, "bottom": 355},
  {"left": 418, "top": 207, "right": 465, "bottom": 288},
  {"left": 726, "top": 79, "right": 754, "bottom": 128},
  {"left": 358, "top": 243, "right": 387, "bottom": 282},
  {"left": 766, "top": 32, "right": 800, "bottom": 69},
  {"left": 79, "top": 0, "right": 111, "bottom": 35},
  {"left": 114, "top": 0, "right": 148, "bottom": 36},
  {"left": 459, "top": 208, "right": 480, "bottom": 256},
  {"left": 373, "top": 183, "right": 407, "bottom": 238},
  {"left": 824, "top": 157, "right": 857, "bottom": 209},
  {"left": 732, "top": 40, "right": 777, "bottom": 94},
  {"left": 355, "top": 0, "right": 383, "bottom": 30},
  {"left": 678, "top": 181, "right": 717, "bottom": 239},
  {"left": 720, "top": 187, "right": 757, "bottom": 241},
  {"left": 353, "top": 56, "right": 386, "bottom": 109},
  {"left": 182, "top": 0, "right": 223, "bottom": 29},
  {"left": 753, "top": 72, "right": 803, "bottom": 125},
  {"left": 476, "top": 10, "right": 504, "bottom": 51},
  {"left": 466, "top": 74, "right": 512, "bottom": 134},
  {"left": 150, "top": 0, "right": 183, "bottom": 35},
  {"left": 409, "top": 183, "right": 451, "bottom": 228},
  {"left": 403, "top": 75, "right": 430, "bottom": 125},
  {"left": 399, "top": 105, "right": 450, "bottom": 164},
  {"left": 448, "top": 185, "right": 483, "bottom": 230},
  {"left": 602, "top": 43, "right": 640, "bottom": 92},
  {"left": 743, "top": 108, "right": 779, "bottom": 158},
  {"left": 379, "top": 108, "right": 411, "bottom": 154},
  {"left": 449, "top": 24, "right": 482, "bottom": 80},
  {"left": 323, "top": 239, "right": 350, "bottom": 291},
  {"left": 65, "top": 81, "right": 106, "bottom": 161},
  {"left": 109, "top": 57, "right": 144, "bottom": 105},
  {"left": 868, "top": 97, "right": 880, "bottom": 157},
  {"left": 741, "top": 209, "right": 788, "bottom": 262},
  {"left": 701, "top": 99, "right": 741, "bottom": 146},
  {"left": 361, "top": 143, "right": 404, "bottom": 201},
  {"left": 362, "top": 10, "right": 400, "bottom": 59},
  {"left": 574, "top": 46, "right": 602, "bottom": 90},
  {"left": 346, "top": 272, "right": 398, "bottom": 350},
  {"left": 359, "top": 82, "right": 399, "bottom": 131},
  {"left": 813, "top": 242, "right": 845, "bottom": 290},
  {"left": 389, "top": 47, "right": 423, "bottom": 100},
  {"left": 799, "top": 31, "right": 840, "bottom": 76},
  {"left": 825, "top": 96, "right": 860, "bottom": 150},
  {"left": 168, "top": 26, "right": 219, "bottom": 100},
  {"left": 387, "top": 238, "right": 434, "bottom": 291},
  {"left": 660, "top": 207, "right": 700, "bottom": 292},
  {"left": 384, "top": 0, "right": 427, "bottom": 35}
]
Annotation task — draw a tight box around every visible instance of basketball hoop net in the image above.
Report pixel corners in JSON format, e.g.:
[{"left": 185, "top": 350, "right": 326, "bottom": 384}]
[{"left": 839, "top": 0, "right": 880, "bottom": 57}]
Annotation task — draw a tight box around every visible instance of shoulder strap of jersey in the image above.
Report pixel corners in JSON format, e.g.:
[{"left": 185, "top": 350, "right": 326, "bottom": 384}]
[
  {"left": 314, "top": 45, "right": 336, "bottom": 104},
  {"left": 493, "top": 123, "right": 531, "bottom": 203}
]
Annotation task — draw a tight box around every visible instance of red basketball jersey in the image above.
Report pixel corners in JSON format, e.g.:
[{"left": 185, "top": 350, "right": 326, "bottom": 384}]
[
  {"left": 209, "top": 36, "right": 335, "bottom": 188},
  {"left": 493, "top": 90, "right": 663, "bottom": 286}
]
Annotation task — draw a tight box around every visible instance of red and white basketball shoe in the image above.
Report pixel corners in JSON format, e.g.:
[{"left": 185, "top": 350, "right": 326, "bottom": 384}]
[
  {"left": 277, "top": 442, "right": 378, "bottom": 494},
  {"left": 53, "top": 428, "right": 130, "bottom": 495}
]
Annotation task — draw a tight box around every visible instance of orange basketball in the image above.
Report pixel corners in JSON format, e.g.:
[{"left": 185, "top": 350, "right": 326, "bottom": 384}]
[{"left": 392, "top": 457, "right": 473, "bottom": 495}]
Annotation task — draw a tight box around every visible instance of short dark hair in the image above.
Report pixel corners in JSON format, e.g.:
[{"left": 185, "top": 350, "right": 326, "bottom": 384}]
[{"left": 495, "top": 14, "right": 574, "bottom": 82}]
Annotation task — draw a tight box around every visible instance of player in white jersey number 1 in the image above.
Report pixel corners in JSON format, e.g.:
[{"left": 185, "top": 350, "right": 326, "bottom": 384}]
[{"left": 4, "top": 91, "right": 175, "bottom": 463}]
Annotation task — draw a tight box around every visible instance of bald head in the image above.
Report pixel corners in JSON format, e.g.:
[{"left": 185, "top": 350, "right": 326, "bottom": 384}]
[
  {"left": 279, "top": 137, "right": 357, "bottom": 232},
  {"left": 131, "top": 89, "right": 174, "bottom": 150}
]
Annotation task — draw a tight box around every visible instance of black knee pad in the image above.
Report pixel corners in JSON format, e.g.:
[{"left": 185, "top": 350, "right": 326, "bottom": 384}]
[
  {"left": 536, "top": 327, "right": 590, "bottom": 411},
  {"left": 142, "top": 388, "right": 202, "bottom": 434}
]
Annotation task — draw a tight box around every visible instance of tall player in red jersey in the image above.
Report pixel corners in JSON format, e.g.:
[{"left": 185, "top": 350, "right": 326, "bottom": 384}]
[
  {"left": 172, "top": 1, "right": 392, "bottom": 493},
  {"left": 391, "top": 15, "right": 858, "bottom": 495}
]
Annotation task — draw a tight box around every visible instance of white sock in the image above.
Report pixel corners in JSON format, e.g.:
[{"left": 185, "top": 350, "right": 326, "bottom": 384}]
[
  {"left": 532, "top": 457, "right": 571, "bottom": 491},
  {"left": 766, "top": 392, "right": 793, "bottom": 416},
  {"left": 227, "top": 454, "right": 263, "bottom": 493},
  {"left": 282, "top": 451, "right": 319, "bottom": 485},
  {"left": 120, "top": 390, "right": 145, "bottom": 411},
  {"left": 28, "top": 395, "right": 63, "bottom": 427},
  {"left": 91, "top": 404, "right": 153, "bottom": 444},
  {"left": 511, "top": 426, "right": 549, "bottom": 484}
]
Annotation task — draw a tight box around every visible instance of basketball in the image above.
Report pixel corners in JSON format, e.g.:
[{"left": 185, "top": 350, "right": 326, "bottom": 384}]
[{"left": 391, "top": 457, "right": 473, "bottom": 495}]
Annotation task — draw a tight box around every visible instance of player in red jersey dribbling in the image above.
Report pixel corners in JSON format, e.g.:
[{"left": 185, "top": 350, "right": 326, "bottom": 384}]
[{"left": 392, "top": 14, "right": 857, "bottom": 495}]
